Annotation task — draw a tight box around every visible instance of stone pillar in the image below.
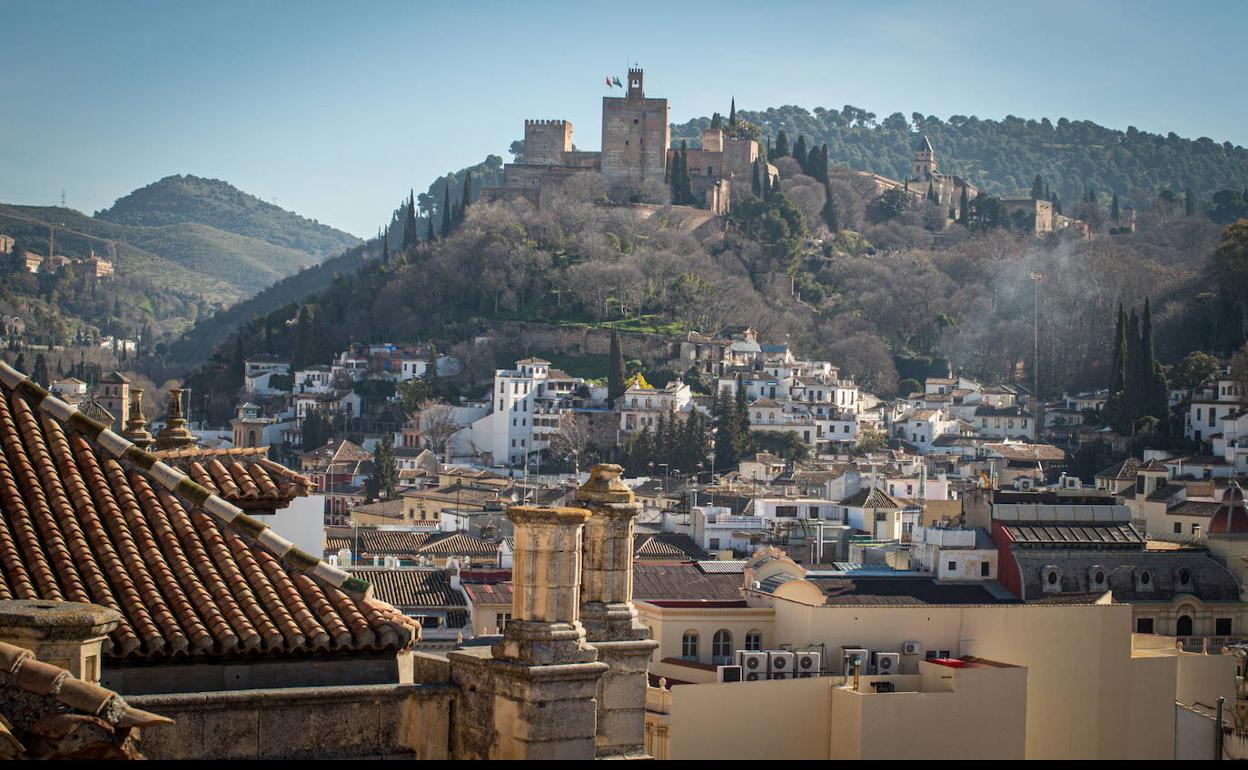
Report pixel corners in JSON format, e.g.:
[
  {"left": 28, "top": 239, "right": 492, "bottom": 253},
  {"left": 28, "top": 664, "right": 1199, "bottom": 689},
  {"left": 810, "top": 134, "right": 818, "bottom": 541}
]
[
  {"left": 447, "top": 505, "right": 606, "bottom": 760},
  {"left": 576, "top": 464, "right": 659, "bottom": 758},
  {"left": 0, "top": 599, "right": 121, "bottom": 684}
]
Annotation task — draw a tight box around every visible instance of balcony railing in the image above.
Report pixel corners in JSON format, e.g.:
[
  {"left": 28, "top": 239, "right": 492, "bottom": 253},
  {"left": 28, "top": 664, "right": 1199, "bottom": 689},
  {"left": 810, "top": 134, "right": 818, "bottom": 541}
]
[{"left": 1177, "top": 636, "right": 1248, "bottom": 651}]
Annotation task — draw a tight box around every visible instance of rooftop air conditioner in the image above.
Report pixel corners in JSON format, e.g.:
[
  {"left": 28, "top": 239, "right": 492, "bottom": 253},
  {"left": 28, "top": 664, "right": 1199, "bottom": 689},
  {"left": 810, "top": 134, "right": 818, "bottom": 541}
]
[
  {"left": 794, "top": 651, "right": 821, "bottom": 678},
  {"left": 874, "top": 652, "right": 901, "bottom": 675},
  {"left": 901, "top": 641, "right": 920, "bottom": 656},
  {"left": 717, "top": 665, "right": 743, "bottom": 683},
  {"left": 739, "top": 651, "right": 768, "bottom": 681},
  {"left": 767, "top": 650, "right": 796, "bottom": 679}
]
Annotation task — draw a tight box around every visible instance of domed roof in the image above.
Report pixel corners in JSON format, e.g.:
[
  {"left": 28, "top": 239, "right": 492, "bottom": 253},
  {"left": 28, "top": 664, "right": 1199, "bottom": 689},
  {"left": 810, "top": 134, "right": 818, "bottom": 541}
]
[{"left": 1208, "top": 482, "right": 1248, "bottom": 535}]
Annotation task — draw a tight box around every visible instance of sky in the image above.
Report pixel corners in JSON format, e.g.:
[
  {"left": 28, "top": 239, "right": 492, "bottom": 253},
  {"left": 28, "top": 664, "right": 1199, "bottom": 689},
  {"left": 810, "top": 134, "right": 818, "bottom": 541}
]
[{"left": 3, "top": 0, "right": 1245, "bottom": 238}]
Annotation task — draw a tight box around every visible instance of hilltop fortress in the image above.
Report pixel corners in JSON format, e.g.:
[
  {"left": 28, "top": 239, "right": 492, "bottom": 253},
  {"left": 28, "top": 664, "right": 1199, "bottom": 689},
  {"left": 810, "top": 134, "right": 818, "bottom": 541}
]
[{"left": 483, "top": 68, "right": 777, "bottom": 214}]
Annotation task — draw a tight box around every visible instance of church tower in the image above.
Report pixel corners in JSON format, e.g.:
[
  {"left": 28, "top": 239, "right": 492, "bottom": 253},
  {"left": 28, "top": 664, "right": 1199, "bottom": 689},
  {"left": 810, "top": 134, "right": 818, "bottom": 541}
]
[{"left": 911, "top": 135, "right": 936, "bottom": 180}]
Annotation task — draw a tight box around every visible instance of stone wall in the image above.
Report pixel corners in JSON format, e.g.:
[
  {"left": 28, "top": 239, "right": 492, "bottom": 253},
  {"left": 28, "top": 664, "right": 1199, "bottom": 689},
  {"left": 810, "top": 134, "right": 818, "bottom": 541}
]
[
  {"left": 102, "top": 651, "right": 409, "bottom": 695},
  {"left": 129, "top": 683, "right": 454, "bottom": 759},
  {"left": 496, "top": 320, "right": 679, "bottom": 365},
  {"left": 524, "top": 119, "right": 574, "bottom": 166}
]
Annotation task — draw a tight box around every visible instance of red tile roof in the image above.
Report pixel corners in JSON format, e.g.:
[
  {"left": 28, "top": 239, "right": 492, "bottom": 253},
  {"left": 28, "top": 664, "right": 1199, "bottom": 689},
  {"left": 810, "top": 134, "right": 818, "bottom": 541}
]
[{"left": 0, "top": 363, "right": 416, "bottom": 662}]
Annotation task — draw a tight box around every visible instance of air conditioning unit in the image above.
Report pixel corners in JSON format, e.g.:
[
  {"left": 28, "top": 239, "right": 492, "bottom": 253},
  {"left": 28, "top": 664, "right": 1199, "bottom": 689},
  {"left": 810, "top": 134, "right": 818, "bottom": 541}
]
[
  {"left": 767, "top": 650, "right": 796, "bottom": 679},
  {"left": 841, "top": 647, "right": 869, "bottom": 674},
  {"left": 874, "top": 652, "right": 901, "bottom": 675},
  {"left": 794, "top": 651, "right": 821, "bottom": 678},
  {"left": 739, "top": 651, "right": 768, "bottom": 681},
  {"left": 717, "top": 665, "right": 743, "bottom": 683},
  {"left": 901, "top": 641, "right": 921, "bottom": 656}
]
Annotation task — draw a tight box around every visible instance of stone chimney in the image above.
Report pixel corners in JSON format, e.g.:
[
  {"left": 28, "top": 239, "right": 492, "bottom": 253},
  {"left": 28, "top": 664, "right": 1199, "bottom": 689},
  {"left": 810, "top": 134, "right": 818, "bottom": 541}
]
[
  {"left": 575, "top": 464, "right": 658, "bottom": 758},
  {"left": 444, "top": 505, "right": 606, "bottom": 760},
  {"left": 121, "top": 388, "right": 154, "bottom": 450},
  {"left": 0, "top": 600, "right": 121, "bottom": 684},
  {"left": 154, "top": 387, "right": 197, "bottom": 451}
]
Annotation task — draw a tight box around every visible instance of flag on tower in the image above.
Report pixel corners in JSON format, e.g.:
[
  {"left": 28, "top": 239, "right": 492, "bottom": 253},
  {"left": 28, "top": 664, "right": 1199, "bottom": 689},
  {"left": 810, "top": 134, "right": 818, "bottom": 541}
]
[
  {"left": 613, "top": 76, "right": 623, "bottom": 88},
  {"left": 605, "top": 75, "right": 613, "bottom": 87}
]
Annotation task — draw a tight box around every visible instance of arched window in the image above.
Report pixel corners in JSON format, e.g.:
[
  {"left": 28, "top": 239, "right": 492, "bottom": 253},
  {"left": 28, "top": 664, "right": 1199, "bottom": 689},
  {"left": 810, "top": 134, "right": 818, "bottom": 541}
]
[
  {"left": 745, "top": 630, "right": 762, "bottom": 651},
  {"left": 681, "top": 630, "right": 699, "bottom": 661},
  {"left": 712, "top": 629, "right": 733, "bottom": 664},
  {"left": 1176, "top": 615, "right": 1194, "bottom": 637}
]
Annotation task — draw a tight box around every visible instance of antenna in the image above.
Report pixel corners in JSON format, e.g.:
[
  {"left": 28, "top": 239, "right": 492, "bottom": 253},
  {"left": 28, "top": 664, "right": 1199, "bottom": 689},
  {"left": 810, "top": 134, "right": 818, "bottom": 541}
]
[{"left": 61, "top": 189, "right": 66, "bottom": 207}]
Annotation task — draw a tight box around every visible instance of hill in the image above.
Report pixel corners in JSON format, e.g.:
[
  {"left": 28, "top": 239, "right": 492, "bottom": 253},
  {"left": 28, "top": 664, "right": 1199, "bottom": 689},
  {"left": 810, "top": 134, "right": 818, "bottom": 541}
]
[
  {"left": 96, "top": 174, "right": 360, "bottom": 258},
  {"left": 673, "top": 106, "right": 1248, "bottom": 209}
]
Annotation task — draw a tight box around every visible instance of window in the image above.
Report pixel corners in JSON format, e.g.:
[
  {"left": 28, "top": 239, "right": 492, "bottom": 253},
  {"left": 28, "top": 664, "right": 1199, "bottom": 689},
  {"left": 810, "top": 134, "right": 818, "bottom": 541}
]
[
  {"left": 948, "top": 561, "right": 957, "bottom": 572},
  {"left": 981, "top": 561, "right": 991, "bottom": 577},
  {"left": 712, "top": 630, "right": 733, "bottom": 664},
  {"left": 745, "top": 630, "right": 762, "bottom": 651},
  {"left": 1174, "top": 522, "right": 1183, "bottom": 534},
  {"left": 1217, "top": 618, "right": 1233, "bottom": 635},
  {"left": 494, "top": 612, "right": 511, "bottom": 633},
  {"left": 1176, "top": 615, "right": 1194, "bottom": 636},
  {"left": 1136, "top": 617, "right": 1155, "bottom": 634},
  {"left": 681, "top": 630, "right": 699, "bottom": 660}
]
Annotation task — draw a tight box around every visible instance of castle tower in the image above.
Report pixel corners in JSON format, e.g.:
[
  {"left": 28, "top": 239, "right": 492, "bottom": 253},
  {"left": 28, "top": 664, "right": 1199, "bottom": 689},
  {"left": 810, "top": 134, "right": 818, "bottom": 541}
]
[
  {"left": 231, "top": 401, "right": 266, "bottom": 449},
  {"left": 523, "top": 119, "right": 574, "bottom": 166},
  {"left": 154, "top": 388, "right": 198, "bottom": 451},
  {"left": 912, "top": 135, "right": 936, "bottom": 180},
  {"left": 601, "top": 67, "right": 669, "bottom": 182},
  {"left": 122, "top": 388, "right": 154, "bottom": 450}
]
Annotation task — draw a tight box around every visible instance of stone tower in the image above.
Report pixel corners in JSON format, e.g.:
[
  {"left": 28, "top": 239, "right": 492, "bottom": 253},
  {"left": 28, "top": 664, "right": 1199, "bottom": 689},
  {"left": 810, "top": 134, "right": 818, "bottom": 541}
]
[
  {"left": 523, "top": 119, "right": 574, "bottom": 166},
  {"left": 96, "top": 371, "right": 129, "bottom": 433},
  {"left": 601, "top": 67, "right": 669, "bottom": 182},
  {"left": 911, "top": 134, "right": 936, "bottom": 180}
]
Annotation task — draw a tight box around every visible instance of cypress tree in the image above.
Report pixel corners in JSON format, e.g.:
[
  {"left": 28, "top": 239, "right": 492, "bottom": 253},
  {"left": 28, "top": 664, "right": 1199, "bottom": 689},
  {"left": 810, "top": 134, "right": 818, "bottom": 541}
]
[
  {"left": 1031, "top": 175, "right": 1045, "bottom": 200},
  {"left": 1185, "top": 188, "right": 1196, "bottom": 216},
  {"left": 382, "top": 226, "right": 390, "bottom": 261},
  {"left": 814, "top": 144, "right": 830, "bottom": 184},
  {"left": 822, "top": 182, "right": 840, "bottom": 232},
  {"left": 729, "top": 97, "right": 737, "bottom": 127},
  {"left": 733, "top": 381, "right": 751, "bottom": 462},
  {"left": 1141, "top": 298, "right": 1168, "bottom": 419},
  {"left": 958, "top": 186, "right": 970, "bottom": 225},
  {"left": 793, "top": 135, "right": 809, "bottom": 170},
  {"left": 774, "top": 130, "right": 789, "bottom": 159},
  {"left": 752, "top": 159, "right": 762, "bottom": 196},
  {"left": 426, "top": 211, "right": 435, "bottom": 241},
  {"left": 927, "top": 180, "right": 938, "bottom": 204},
  {"left": 460, "top": 172, "right": 473, "bottom": 220},
  {"left": 1111, "top": 192, "right": 1120, "bottom": 223},
  {"left": 403, "top": 190, "right": 418, "bottom": 248},
  {"left": 1105, "top": 304, "right": 1127, "bottom": 423},
  {"left": 1117, "top": 309, "right": 1142, "bottom": 433},
  {"left": 440, "top": 184, "right": 452, "bottom": 238},
  {"left": 607, "top": 328, "right": 626, "bottom": 407},
  {"left": 710, "top": 112, "right": 722, "bottom": 130},
  {"left": 367, "top": 432, "right": 399, "bottom": 501}
]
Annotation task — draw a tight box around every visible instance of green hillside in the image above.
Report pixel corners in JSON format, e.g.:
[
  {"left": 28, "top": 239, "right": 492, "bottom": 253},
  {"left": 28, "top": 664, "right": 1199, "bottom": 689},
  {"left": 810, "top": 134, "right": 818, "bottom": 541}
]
[{"left": 96, "top": 174, "right": 360, "bottom": 258}]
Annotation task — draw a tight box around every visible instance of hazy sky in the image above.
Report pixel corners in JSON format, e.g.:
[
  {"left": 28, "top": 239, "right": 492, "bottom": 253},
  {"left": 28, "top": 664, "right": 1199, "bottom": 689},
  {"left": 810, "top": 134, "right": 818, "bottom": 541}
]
[{"left": 4, "top": 0, "right": 1245, "bottom": 237}]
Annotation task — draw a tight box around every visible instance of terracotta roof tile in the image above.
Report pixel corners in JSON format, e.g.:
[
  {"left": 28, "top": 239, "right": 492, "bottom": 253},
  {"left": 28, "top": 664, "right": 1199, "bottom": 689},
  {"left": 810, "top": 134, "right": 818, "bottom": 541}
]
[{"left": 0, "top": 362, "right": 416, "bottom": 662}]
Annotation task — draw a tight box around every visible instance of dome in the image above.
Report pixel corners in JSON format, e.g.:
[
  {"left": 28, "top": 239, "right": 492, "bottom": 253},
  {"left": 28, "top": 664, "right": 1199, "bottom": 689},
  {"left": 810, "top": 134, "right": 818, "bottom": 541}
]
[{"left": 1208, "top": 482, "right": 1248, "bottom": 535}]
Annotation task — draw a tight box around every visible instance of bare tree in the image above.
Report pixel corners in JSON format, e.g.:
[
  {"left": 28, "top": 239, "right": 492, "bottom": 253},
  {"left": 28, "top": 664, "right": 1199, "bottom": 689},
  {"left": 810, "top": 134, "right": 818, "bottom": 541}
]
[
  {"left": 548, "top": 412, "right": 590, "bottom": 474},
  {"left": 419, "top": 403, "right": 461, "bottom": 463}
]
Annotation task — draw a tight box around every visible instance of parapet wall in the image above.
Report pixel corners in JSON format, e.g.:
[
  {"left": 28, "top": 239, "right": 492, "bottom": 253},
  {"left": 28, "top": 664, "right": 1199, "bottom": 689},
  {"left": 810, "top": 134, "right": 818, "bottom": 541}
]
[{"left": 130, "top": 683, "right": 454, "bottom": 759}]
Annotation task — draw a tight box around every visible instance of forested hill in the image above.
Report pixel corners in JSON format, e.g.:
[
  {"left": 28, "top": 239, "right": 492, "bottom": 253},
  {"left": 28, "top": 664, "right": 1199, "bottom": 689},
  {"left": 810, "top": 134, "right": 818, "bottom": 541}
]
[
  {"left": 672, "top": 106, "right": 1248, "bottom": 207},
  {"left": 96, "top": 174, "right": 361, "bottom": 258}
]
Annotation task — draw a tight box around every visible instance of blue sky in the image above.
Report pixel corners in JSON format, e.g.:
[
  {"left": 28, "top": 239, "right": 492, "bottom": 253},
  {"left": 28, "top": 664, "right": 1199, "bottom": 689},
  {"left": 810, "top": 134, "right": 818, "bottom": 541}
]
[{"left": 3, "top": 0, "right": 1244, "bottom": 237}]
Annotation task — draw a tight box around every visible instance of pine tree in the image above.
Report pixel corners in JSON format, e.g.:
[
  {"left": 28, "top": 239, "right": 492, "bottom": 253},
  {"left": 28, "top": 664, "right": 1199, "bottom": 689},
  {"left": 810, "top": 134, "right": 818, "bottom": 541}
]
[
  {"left": 607, "top": 328, "right": 626, "bottom": 407},
  {"left": 440, "top": 184, "right": 452, "bottom": 238}
]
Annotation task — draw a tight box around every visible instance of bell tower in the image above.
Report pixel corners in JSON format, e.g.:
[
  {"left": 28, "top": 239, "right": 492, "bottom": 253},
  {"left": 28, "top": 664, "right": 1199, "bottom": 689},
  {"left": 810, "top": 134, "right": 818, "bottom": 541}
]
[
  {"left": 626, "top": 67, "right": 644, "bottom": 100},
  {"left": 912, "top": 135, "right": 936, "bottom": 180}
]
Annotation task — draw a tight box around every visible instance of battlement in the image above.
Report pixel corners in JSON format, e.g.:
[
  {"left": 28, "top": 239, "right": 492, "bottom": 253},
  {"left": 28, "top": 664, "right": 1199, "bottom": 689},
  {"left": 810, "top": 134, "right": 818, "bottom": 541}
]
[
  {"left": 523, "top": 118, "right": 575, "bottom": 166},
  {"left": 524, "top": 119, "right": 570, "bottom": 127}
]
